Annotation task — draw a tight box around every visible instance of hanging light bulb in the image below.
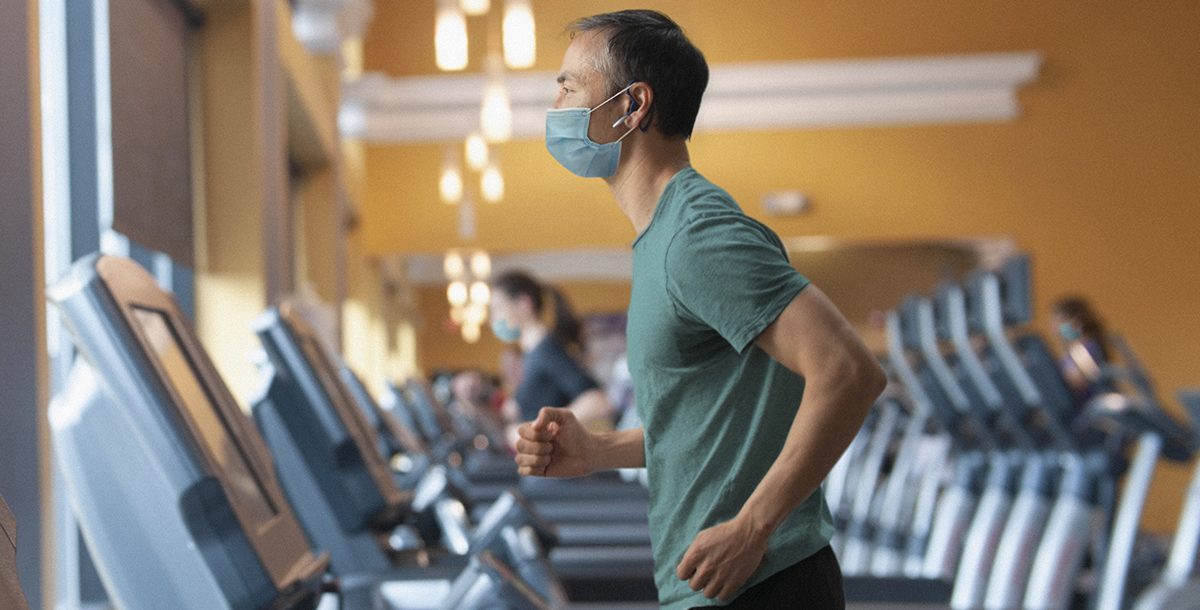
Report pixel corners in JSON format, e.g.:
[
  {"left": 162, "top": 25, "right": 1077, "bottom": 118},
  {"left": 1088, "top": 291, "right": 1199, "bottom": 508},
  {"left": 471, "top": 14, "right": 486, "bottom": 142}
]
[
  {"left": 459, "top": 0, "right": 490, "bottom": 16},
  {"left": 480, "top": 84, "right": 512, "bottom": 142},
  {"left": 439, "top": 148, "right": 463, "bottom": 204},
  {"left": 470, "top": 251, "right": 491, "bottom": 277},
  {"left": 464, "top": 132, "right": 489, "bottom": 172},
  {"left": 439, "top": 166, "right": 463, "bottom": 204},
  {"left": 462, "top": 321, "right": 482, "bottom": 343},
  {"left": 480, "top": 55, "right": 512, "bottom": 142},
  {"left": 464, "top": 302, "right": 487, "bottom": 325},
  {"left": 449, "top": 304, "right": 466, "bottom": 324},
  {"left": 469, "top": 281, "right": 490, "bottom": 304},
  {"left": 502, "top": 0, "right": 536, "bottom": 69},
  {"left": 447, "top": 281, "right": 468, "bottom": 307},
  {"left": 435, "top": 0, "right": 468, "bottom": 71},
  {"left": 481, "top": 161, "right": 504, "bottom": 203},
  {"left": 443, "top": 251, "right": 465, "bottom": 279}
]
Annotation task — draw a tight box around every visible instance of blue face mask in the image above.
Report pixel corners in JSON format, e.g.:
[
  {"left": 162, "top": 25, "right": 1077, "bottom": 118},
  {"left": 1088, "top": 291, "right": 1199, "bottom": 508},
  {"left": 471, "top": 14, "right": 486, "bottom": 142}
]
[
  {"left": 545, "top": 83, "right": 638, "bottom": 178},
  {"left": 1059, "top": 322, "right": 1081, "bottom": 342},
  {"left": 491, "top": 318, "right": 521, "bottom": 343}
]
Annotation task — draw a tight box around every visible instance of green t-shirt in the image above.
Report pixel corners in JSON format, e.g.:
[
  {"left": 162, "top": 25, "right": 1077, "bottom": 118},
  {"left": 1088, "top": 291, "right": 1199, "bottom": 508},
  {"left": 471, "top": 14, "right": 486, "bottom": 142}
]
[{"left": 627, "top": 167, "right": 835, "bottom": 609}]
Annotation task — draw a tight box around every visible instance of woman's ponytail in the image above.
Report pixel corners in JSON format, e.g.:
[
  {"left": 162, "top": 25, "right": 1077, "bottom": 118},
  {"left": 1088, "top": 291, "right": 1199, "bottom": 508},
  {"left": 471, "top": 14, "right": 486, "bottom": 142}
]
[{"left": 546, "top": 286, "right": 583, "bottom": 352}]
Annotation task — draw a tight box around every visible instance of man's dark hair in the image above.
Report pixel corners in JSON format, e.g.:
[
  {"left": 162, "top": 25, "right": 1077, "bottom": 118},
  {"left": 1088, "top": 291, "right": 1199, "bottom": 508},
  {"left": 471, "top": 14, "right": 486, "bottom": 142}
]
[{"left": 569, "top": 10, "right": 709, "bottom": 139}]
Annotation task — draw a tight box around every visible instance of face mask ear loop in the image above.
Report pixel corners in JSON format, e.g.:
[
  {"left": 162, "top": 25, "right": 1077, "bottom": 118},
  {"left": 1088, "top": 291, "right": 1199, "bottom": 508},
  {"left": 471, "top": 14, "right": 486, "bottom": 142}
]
[
  {"left": 614, "top": 122, "right": 638, "bottom": 143},
  {"left": 588, "top": 82, "right": 636, "bottom": 114}
]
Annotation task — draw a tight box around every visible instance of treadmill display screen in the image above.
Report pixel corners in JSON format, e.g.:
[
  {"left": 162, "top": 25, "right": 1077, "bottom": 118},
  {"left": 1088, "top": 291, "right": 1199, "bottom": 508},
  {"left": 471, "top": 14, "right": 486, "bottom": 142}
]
[
  {"left": 131, "top": 306, "right": 278, "bottom": 524},
  {"left": 300, "top": 335, "right": 386, "bottom": 458}
]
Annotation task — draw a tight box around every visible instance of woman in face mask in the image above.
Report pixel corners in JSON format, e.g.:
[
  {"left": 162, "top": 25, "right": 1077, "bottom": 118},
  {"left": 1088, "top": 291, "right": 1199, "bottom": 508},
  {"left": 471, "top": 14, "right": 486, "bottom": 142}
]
[
  {"left": 489, "top": 271, "right": 615, "bottom": 444},
  {"left": 1053, "top": 296, "right": 1113, "bottom": 405}
]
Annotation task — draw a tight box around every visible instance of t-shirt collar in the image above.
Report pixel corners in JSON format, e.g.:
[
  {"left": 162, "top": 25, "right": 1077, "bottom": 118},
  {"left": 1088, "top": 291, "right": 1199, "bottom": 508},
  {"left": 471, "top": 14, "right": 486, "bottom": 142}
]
[{"left": 631, "top": 166, "right": 694, "bottom": 249}]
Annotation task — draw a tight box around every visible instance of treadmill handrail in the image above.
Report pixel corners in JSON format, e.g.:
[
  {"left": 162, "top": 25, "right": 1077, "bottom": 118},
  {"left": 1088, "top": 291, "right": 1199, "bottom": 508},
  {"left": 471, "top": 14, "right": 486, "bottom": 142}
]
[
  {"left": 1162, "top": 453, "right": 1200, "bottom": 585},
  {"left": 886, "top": 311, "right": 935, "bottom": 417},
  {"left": 951, "top": 280, "right": 1053, "bottom": 452},
  {"left": 915, "top": 298, "right": 973, "bottom": 416},
  {"left": 1095, "top": 432, "right": 1162, "bottom": 610},
  {"left": 978, "top": 274, "right": 1043, "bottom": 408},
  {"left": 943, "top": 285, "right": 1005, "bottom": 411}
]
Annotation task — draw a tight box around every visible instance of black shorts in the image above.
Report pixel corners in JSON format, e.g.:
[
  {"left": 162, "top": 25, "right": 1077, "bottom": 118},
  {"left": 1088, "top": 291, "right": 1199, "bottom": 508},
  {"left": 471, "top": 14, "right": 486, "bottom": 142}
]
[{"left": 689, "top": 545, "right": 845, "bottom": 610}]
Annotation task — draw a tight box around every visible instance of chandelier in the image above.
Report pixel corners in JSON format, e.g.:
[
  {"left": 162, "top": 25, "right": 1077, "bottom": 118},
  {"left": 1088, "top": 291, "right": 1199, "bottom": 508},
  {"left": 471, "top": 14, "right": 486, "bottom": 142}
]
[
  {"left": 434, "top": 0, "right": 534, "bottom": 219},
  {"left": 443, "top": 249, "right": 493, "bottom": 343}
]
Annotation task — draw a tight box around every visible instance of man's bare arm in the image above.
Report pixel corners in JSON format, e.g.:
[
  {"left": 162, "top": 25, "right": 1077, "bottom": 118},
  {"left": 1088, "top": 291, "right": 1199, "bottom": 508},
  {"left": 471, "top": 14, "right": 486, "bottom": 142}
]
[
  {"left": 676, "top": 285, "right": 885, "bottom": 600},
  {"left": 740, "top": 284, "right": 885, "bottom": 536},
  {"left": 515, "top": 410, "right": 645, "bottom": 477},
  {"left": 565, "top": 388, "right": 615, "bottom": 427}
]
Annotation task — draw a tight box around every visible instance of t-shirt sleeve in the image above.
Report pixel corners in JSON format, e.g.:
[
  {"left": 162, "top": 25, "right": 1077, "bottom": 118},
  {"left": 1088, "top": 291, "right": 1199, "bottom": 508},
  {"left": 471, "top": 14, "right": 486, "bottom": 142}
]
[
  {"left": 513, "top": 340, "right": 599, "bottom": 419},
  {"left": 665, "top": 211, "right": 810, "bottom": 353}
]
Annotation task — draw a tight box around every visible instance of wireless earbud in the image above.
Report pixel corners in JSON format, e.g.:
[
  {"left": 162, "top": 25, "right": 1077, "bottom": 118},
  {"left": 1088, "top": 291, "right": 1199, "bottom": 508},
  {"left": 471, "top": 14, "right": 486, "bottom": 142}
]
[{"left": 612, "top": 89, "right": 641, "bottom": 128}]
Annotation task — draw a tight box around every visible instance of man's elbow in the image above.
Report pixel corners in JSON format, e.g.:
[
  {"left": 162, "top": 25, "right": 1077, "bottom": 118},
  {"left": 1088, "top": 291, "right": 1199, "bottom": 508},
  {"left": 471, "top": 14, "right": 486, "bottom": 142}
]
[
  {"left": 845, "top": 355, "right": 886, "bottom": 411},
  {"left": 863, "top": 359, "right": 887, "bottom": 403}
]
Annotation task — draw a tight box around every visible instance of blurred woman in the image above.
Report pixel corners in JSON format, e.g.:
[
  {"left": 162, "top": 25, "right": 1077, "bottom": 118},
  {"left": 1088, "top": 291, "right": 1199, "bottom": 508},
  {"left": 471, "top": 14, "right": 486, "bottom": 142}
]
[
  {"left": 1053, "top": 296, "right": 1112, "bottom": 403},
  {"left": 489, "top": 270, "right": 614, "bottom": 432}
]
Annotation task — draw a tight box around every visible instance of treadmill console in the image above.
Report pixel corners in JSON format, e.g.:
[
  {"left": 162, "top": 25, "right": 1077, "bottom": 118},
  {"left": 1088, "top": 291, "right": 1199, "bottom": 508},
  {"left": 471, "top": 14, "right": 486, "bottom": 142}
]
[
  {"left": 1, "top": 496, "right": 30, "bottom": 610},
  {"left": 48, "top": 254, "right": 327, "bottom": 610},
  {"left": 251, "top": 303, "right": 419, "bottom": 575}
]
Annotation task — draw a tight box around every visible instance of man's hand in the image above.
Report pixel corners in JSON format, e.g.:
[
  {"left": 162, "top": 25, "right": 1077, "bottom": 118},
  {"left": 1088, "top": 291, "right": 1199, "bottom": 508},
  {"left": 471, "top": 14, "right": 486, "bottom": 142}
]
[
  {"left": 675, "top": 514, "right": 769, "bottom": 602},
  {"left": 514, "top": 407, "right": 594, "bottom": 477}
]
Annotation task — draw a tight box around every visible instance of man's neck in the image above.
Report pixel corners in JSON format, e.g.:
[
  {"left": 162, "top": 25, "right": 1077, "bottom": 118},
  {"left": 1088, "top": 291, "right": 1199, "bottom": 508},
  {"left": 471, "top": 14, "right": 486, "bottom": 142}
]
[{"left": 606, "top": 140, "right": 691, "bottom": 235}]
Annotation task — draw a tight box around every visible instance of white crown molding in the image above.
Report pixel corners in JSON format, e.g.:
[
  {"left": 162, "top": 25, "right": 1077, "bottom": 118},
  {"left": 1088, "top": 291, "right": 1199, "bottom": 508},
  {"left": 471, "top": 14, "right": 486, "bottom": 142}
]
[
  {"left": 404, "top": 248, "right": 635, "bottom": 285},
  {"left": 341, "top": 52, "right": 1041, "bottom": 143},
  {"left": 399, "top": 236, "right": 1017, "bottom": 285}
]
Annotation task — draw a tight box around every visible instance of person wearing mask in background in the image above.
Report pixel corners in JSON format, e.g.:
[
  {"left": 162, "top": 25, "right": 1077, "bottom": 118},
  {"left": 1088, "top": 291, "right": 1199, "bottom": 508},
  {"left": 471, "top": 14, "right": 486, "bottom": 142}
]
[
  {"left": 489, "top": 270, "right": 615, "bottom": 444},
  {"left": 448, "top": 369, "right": 509, "bottom": 443},
  {"left": 1054, "top": 296, "right": 1113, "bottom": 405},
  {"left": 513, "top": 10, "right": 885, "bottom": 610}
]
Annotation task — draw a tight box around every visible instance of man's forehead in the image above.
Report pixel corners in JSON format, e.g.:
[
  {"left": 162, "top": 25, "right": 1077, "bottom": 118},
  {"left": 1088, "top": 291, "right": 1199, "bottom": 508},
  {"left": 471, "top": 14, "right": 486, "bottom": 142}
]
[
  {"left": 557, "top": 66, "right": 597, "bottom": 83},
  {"left": 559, "top": 31, "right": 606, "bottom": 83}
]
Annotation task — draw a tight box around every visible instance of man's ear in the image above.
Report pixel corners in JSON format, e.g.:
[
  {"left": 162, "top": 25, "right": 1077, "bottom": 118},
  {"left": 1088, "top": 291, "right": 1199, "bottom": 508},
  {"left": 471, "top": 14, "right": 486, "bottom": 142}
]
[{"left": 626, "top": 82, "right": 654, "bottom": 131}]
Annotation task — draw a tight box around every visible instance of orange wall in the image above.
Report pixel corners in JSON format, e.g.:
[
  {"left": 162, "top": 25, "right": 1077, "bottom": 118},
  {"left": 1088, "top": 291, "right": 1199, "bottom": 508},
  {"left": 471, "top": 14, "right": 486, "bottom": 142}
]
[{"left": 361, "top": 2, "right": 1200, "bottom": 532}]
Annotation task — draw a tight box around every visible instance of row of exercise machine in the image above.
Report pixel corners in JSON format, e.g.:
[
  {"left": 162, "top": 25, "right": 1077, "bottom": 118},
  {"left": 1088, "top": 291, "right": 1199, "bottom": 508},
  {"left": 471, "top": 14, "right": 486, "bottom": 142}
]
[
  {"left": 7, "top": 251, "right": 1197, "bottom": 608},
  {"left": 823, "top": 254, "right": 1200, "bottom": 609},
  {"left": 47, "top": 254, "right": 659, "bottom": 610}
]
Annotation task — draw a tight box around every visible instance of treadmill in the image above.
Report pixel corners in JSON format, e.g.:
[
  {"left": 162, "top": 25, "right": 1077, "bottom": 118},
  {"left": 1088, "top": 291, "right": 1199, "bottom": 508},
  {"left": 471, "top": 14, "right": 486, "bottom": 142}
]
[
  {"left": 385, "top": 371, "right": 652, "bottom": 512},
  {"left": 1, "top": 496, "right": 30, "bottom": 610},
  {"left": 251, "top": 304, "right": 658, "bottom": 603},
  {"left": 1135, "top": 391, "right": 1200, "bottom": 610},
  {"left": 392, "top": 378, "right": 654, "bottom": 508},
  {"left": 47, "top": 254, "right": 546, "bottom": 610}
]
